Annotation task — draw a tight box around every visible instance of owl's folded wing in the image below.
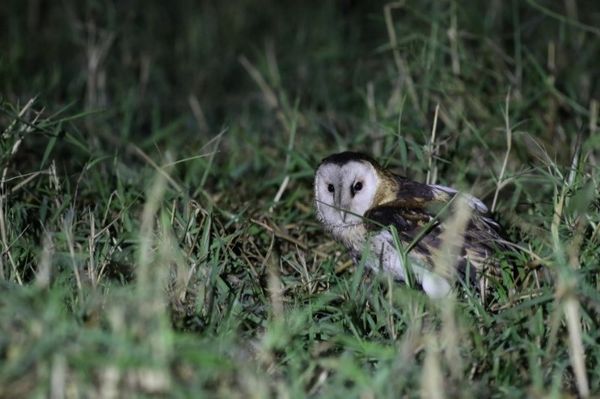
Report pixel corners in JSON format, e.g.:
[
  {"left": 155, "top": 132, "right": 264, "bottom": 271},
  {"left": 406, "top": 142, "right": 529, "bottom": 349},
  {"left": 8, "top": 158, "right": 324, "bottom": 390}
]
[
  {"left": 363, "top": 201, "right": 444, "bottom": 273},
  {"left": 363, "top": 186, "right": 510, "bottom": 285}
]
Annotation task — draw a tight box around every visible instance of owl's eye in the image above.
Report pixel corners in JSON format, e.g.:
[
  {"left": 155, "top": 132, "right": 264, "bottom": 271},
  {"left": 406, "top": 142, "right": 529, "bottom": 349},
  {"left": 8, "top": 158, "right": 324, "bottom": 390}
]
[
  {"left": 327, "top": 184, "right": 335, "bottom": 193},
  {"left": 353, "top": 181, "right": 363, "bottom": 192}
]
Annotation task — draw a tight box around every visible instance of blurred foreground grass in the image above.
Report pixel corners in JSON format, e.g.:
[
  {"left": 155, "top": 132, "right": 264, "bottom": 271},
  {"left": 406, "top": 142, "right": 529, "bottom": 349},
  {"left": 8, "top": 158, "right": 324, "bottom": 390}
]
[{"left": 1, "top": 1, "right": 599, "bottom": 397}]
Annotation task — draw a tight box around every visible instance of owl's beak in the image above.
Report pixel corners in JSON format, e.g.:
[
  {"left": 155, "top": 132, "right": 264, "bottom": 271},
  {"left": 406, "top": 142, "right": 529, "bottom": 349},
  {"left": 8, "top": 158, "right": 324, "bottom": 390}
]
[
  {"left": 340, "top": 201, "right": 351, "bottom": 222},
  {"left": 333, "top": 192, "right": 348, "bottom": 222}
]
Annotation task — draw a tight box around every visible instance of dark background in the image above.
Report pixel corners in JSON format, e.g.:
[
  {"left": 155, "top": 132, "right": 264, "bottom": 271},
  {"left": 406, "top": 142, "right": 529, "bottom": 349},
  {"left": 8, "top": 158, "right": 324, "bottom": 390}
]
[{"left": 3, "top": 0, "right": 598, "bottom": 144}]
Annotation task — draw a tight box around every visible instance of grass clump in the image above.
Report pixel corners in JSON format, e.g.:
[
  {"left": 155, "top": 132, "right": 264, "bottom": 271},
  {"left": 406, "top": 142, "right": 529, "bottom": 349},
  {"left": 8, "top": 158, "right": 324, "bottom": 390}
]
[{"left": 1, "top": 1, "right": 599, "bottom": 397}]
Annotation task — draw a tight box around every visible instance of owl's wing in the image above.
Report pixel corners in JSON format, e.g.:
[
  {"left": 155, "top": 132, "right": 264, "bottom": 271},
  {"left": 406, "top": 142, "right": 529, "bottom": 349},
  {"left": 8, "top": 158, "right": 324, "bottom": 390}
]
[
  {"left": 364, "top": 177, "right": 509, "bottom": 285},
  {"left": 393, "top": 176, "right": 508, "bottom": 237}
]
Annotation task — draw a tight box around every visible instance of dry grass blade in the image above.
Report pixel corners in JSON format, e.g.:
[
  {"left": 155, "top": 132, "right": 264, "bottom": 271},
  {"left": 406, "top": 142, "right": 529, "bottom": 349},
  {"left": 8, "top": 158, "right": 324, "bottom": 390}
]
[
  {"left": 0, "top": 196, "right": 22, "bottom": 284},
  {"left": 590, "top": 99, "right": 598, "bottom": 135},
  {"left": 251, "top": 218, "right": 307, "bottom": 250},
  {"left": 431, "top": 196, "right": 471, "bottom": 377},
  {"left": 564, "top": 295, "right": 589, "bottom": 398},
  {"left": 426, "top": 104, "right": 440, "bottom": 185},
  {"left": 239, "top": 55, "right": 279, "bottom": 110},
  {"left": 421, "top": 335, "right": 445, "bottom": 399},
  {"left": 1, "top": 96, "right": 37, "bottom": 136},
  {"left": 63, "top": 212, "right": 83, "bottom": 294},
  {"left": 269, "top": 175, "right": 290, "bottom": 213},
  {"left": 491, "top": 90, "right": 513, "bottom": 213},
  {"left": 129, "top": 145, "right": 184, "bottom": 194},
  {"left": 35, "top": 233, "right": 54, "bottom": 288},
  {"left": 137, "top": 171, "right": 168, "bottom": 280},
  {"left": 266, "top": 235, "right": 284, "bottom": 321},
  {"left": 431, "top": 196, "right": 472, "bottom": 283},
  {"left": 384, "top": 1, "right": 424, "bottom": 124},
  {"left": 188, "top": 94, "right": 209, "bottom": 133}
]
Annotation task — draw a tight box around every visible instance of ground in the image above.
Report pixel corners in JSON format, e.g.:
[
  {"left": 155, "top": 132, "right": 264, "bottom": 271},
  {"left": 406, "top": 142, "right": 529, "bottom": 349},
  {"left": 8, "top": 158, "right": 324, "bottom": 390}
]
[{"left": 1, "top": 1, "right": 599, "bottom": 397}]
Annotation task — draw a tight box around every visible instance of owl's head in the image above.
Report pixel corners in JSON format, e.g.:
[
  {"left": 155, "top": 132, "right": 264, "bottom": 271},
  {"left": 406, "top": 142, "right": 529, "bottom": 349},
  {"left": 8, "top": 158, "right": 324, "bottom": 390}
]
[{"left": 314, "top": 152, "right": 381, "bottom": 231}]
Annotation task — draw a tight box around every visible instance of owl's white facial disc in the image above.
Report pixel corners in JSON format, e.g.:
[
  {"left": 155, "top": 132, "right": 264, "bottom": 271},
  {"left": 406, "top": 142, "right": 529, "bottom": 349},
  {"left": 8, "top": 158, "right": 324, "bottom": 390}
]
[{"left": 314, "top": 160, "right": 379, "bottom": 232}]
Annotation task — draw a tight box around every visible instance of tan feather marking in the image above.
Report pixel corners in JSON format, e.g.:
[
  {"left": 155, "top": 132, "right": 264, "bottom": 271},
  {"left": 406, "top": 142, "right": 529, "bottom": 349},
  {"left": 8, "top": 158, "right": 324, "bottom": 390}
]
[{"left": 373, "top": 169, "right": 399, "bottom": 206}]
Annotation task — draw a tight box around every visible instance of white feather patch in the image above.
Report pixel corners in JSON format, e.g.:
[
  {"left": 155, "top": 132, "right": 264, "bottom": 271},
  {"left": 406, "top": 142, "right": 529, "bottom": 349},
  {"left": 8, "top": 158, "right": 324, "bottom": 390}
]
[
  {"left": 363, "top": 231, "right": 452, "bottom": 298},
  {"left": 430, "top": 184, "right": 489, "bottom": 213}
]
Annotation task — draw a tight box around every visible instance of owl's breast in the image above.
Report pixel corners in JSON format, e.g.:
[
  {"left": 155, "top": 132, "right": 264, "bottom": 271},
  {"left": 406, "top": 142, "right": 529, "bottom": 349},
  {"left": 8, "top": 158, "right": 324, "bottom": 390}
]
[
  {"left": 364, "top": 231, "right": 452, "bottom": 297},
  {"left": 330, "top": 224, "right": 368, "bottom": 252}
]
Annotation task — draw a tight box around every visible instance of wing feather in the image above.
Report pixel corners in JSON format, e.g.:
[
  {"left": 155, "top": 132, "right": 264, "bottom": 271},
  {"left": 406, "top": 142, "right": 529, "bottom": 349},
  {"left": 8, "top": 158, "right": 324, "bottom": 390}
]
[{"left": 364, "top": 176, "right": 512, "bottom": 288}]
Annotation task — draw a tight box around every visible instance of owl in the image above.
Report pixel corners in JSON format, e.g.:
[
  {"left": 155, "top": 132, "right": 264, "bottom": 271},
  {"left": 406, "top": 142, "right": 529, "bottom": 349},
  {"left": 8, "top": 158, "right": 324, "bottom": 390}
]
[{"left": 314, "top": 151, "right": 513, "bottom": 298}]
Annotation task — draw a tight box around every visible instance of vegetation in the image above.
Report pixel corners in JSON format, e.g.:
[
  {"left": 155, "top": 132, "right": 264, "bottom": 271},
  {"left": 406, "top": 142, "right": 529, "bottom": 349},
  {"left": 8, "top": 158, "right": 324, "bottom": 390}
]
[{"left": 1, "top": 1, "right": 599, "bottom": 397}]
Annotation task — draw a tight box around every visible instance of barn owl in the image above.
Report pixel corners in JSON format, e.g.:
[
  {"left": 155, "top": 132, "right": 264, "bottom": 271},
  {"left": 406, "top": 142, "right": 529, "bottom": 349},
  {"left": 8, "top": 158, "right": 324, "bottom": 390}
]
[{"left": 314, "top": 151, "right": 513, "bottom": 298}]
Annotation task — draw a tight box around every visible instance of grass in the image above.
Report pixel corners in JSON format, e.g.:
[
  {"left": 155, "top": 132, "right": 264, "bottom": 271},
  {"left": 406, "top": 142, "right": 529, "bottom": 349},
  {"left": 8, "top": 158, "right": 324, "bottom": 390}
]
[{"left": 1, "top": 0, "right": 599, "bottom": 397}]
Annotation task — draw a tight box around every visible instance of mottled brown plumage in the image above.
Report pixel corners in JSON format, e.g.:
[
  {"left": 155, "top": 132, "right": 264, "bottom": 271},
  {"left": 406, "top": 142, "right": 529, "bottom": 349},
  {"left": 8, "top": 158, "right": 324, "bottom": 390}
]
[{"left": 367, "top": 173, "right": 512, "bottom": 286}]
